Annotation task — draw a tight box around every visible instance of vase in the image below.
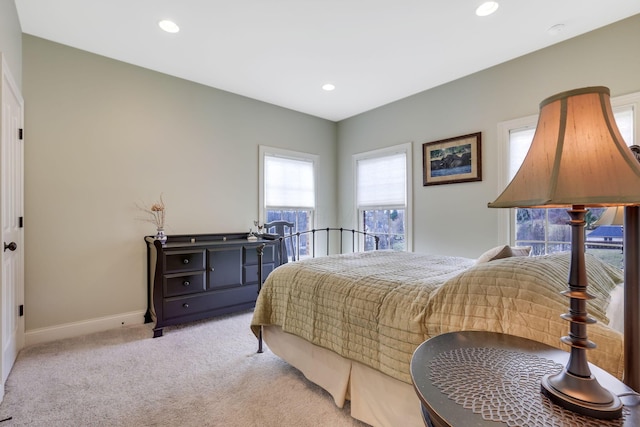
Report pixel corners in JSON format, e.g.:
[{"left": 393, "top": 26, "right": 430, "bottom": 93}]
[{"left": 155, "top": 228, "right": 167, "bottom": 244}]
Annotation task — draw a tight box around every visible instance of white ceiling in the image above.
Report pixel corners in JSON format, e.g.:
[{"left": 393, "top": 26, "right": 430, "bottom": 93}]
[{"left": 15, "top": 1, "right": 640, "bottom": 122}]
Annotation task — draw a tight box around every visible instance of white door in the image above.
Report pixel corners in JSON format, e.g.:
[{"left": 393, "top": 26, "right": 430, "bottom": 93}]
[{"left": 0, "top": 55, "right": 24, "bottom": 402}]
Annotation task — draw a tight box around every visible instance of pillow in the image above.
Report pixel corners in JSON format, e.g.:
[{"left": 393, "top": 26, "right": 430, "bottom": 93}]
[
  {"left": 606, "top": 284, "right": 624, "bottom": 334},
  {"left": 475, "top": 245, "right": 512, "bottom": 264},
  {"left": 510, "top": 246, "right": 532, "bottom": 257}
]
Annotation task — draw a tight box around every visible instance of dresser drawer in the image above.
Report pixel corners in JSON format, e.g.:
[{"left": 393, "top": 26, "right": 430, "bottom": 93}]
[
  {"left": 164, "top": 250, "right": 205, "bottom": 273},
  {"left": 163, "top": 284, "right": 259, "bottom": 320},
  {"left": 164, "top": 272, "right": 206, "bottom": 297},
  {"left": 244, "top": 244, "right": 276, "bottom": 265},
  {"left": 243, "top": 262, "right": 274, "bottom": 285}
]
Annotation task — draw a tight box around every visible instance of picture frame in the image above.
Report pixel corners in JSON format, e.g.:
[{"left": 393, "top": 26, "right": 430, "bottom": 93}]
[{"left": 422, "top": 132, "right": 482, "bottom": 186}]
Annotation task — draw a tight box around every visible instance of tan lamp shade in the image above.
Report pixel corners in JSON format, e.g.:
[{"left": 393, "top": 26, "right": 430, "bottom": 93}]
[{"left": 489, "top": 87, "right": 640, "bottom": 209}]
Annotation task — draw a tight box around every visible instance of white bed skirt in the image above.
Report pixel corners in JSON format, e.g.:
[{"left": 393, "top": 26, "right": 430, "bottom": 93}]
[{"left": 263, "top": 325, "right": 424, "bottom": 427}]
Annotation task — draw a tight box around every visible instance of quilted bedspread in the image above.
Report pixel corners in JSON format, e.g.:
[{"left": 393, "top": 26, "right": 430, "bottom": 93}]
[{"left": 250, "top": 250, "right": 624, "bottom": 384}]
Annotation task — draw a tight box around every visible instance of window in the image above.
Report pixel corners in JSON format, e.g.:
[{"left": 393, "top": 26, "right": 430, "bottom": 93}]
[
  {"left": 259, "top": 146, "right": 317, "bottom": 256},
  {"left": 499, "top": 91, "right": 640, "bottom": 266},
  {"left": 354, "top": 143, "right": 412, "bottom": 251}
]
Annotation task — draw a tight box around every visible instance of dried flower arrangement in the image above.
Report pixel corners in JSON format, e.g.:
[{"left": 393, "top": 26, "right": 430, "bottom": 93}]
[{"left": 137, "top": 194, "right": 166, "bottom": 229}]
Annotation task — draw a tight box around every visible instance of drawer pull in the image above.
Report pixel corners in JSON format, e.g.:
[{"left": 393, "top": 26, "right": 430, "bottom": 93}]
[
  {"left": 183, "top": 280, "right": 190, "bottom": 286},
  {"left": 183, "top": 303, "right": 189, "bottom": 309},
  {"left": 182, "top": 258, "right": 190, "bottom": 264}
]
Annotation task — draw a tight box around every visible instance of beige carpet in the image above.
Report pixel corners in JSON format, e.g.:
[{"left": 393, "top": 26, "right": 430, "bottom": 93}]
[{"left": 0, "top": 311, "right": 368, "bottom": 427}]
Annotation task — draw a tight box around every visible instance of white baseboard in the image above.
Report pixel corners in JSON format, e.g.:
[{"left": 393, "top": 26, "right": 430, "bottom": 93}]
[{"left": 24, "top": 310, "right": 147, "bottom": 347}]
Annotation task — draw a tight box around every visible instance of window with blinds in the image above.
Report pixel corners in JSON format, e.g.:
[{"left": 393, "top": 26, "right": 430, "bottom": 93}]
[
  {"left": 259, "top": 146, "right": 317, "bottom": 256},
  {"left": 354, "top": 143, "right": 412, "bottom": 251}
]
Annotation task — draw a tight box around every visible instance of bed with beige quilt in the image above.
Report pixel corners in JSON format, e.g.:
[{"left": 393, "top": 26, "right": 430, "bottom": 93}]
[{"left": 250, "top": 248, "right": 625, "bottom": 427}]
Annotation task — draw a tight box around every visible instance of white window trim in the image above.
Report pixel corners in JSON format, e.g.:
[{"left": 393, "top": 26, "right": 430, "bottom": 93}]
[
  {"left": 496, "top": 90, "right": 640, "bottom": 244},
  {"left": 352, "top": 142, "right": 413, "bottom": 251},
  {"left": 258, "top": 145, "right": 318, "bottom": 227}
]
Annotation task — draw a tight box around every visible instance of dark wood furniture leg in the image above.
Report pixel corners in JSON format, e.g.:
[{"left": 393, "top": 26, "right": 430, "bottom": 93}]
[{"left": 257, "top": 243, "right": 264, "bottom": 353}]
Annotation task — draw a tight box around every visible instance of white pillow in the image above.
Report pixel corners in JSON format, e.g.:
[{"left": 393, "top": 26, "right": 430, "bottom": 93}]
[
  {"left": 475, "top": 245, "right": 512, "bottom": 264},
  {"left": 606, "top": 283, "right": 624, "bottom": 333},
  {"left": 510, "top": 246, "right": 532, "bottom": 257}
]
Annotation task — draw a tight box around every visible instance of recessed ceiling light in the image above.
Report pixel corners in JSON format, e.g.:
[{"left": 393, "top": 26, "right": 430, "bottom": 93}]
[
  {"left": 322, "top": 83, "right": 336, "bottom": 91},
  {"left": 476, "top": 1, "right": 499, "bottom": 17},
  {"left": 158, "top": 20, "right": 180, "bottom": 33}
]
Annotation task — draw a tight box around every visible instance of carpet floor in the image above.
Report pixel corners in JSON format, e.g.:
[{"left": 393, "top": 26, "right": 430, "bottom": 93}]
[{"left": 0, "top": 311, "right": 369, "bottom": 427}]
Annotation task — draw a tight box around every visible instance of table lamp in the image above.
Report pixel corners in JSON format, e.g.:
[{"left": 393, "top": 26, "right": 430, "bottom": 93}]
[{"left": 489, "top": 86, "right": 640, "bottom": 419}]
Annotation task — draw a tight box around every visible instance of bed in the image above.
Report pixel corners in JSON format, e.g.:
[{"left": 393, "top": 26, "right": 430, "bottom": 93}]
[{"left": 250, "top": 246, "right": 625, "bottom": 427}]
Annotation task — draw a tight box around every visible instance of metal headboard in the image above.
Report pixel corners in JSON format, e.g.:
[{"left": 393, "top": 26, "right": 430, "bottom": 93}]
[{"left": 278, "top": 227, "right": 379, "bottom": 263}]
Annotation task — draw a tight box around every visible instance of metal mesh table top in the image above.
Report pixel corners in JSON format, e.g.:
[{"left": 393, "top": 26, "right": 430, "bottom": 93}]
[{"left": 429, "top": 347, "right": 627, "bottom": 427}]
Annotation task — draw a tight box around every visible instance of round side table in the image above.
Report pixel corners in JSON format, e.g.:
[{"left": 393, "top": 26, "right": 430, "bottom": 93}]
[{"left": 410, "top": 331, "right": 640, "bottom": 427}]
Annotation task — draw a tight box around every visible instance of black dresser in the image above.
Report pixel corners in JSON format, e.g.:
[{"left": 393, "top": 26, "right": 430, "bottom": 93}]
[{"left": 145, "top": 233, "right": 278, "bottom": 337}]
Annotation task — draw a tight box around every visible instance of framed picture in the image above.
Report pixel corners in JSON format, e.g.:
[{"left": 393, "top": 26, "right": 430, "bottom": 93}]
[{"left": 422, "top": 132, "right": 482, "bottom": 186}]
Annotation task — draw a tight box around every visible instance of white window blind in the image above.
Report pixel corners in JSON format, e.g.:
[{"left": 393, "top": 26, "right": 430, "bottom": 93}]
[
  {"left": 265, "top": 155, "right": 315, "bottom": 208},
  {"left": 357, "top": 152, "right": 406, "bottom": 207},
  {"left": 613, "top": 107, "right": 634, "bottom": 145},
  {"left": 508, "top": 128, "right": 535, "bottom": 180}
]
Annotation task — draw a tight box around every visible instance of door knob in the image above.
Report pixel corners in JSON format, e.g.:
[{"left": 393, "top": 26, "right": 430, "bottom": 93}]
[{"left": 3, "top": 242, "right": 17, "bottom": 252}]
